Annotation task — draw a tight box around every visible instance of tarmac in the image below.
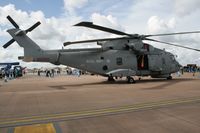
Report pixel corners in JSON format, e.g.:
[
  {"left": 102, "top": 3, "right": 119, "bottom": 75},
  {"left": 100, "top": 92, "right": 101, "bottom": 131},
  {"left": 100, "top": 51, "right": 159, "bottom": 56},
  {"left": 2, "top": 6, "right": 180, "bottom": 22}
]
[{"left": 0, "top": 73, "right": 200, "bottom": 133}]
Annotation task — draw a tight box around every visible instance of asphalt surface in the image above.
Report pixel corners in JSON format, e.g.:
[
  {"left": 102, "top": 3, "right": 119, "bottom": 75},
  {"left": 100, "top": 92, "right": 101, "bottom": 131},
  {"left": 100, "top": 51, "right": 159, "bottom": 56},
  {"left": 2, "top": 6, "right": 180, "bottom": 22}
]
[{"left": 0, "top": 73, "right": 200, "bottom": 133}]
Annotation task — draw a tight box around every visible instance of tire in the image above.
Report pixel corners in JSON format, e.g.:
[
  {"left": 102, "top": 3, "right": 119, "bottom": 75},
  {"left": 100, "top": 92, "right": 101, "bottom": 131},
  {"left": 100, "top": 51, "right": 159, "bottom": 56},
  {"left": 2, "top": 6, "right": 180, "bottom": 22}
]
[
  {"left": 167, "top": 76, "right": 172, "bottom": 80},
  {"left": 108, "top": 76, "right": 115, "bottom": 82},
  {"left": 127, "top": 77, "right": 136, "bottom": 84}
]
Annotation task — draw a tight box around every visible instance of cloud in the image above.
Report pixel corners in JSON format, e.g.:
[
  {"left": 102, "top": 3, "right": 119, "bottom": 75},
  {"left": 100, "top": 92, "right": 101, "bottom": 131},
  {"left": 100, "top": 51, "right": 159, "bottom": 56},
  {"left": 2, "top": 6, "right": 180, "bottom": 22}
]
[
  {"left": 175, "top": 0, "right": 200, "bottom": 16},
  {"left": 0, "top": 4, "right": 28, "bottom": 26},
  {"left": 63, "top": 0, "right": 88, "bottom": 14},
  {"left": 147, "top": 16, "right": 176, "bottom": 34},
  {"left": 146, "top": 16, "right": 177, "bottom": 43},
  {"left": 91, "top": 13, "right": 124, "bottom": 31}
]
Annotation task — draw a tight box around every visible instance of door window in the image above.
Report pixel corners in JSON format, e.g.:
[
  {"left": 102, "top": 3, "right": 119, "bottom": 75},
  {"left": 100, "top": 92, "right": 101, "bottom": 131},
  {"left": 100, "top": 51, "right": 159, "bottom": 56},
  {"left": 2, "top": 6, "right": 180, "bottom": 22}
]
[{"left": 116, "top": 57, "right": 123, "bottom": 65}]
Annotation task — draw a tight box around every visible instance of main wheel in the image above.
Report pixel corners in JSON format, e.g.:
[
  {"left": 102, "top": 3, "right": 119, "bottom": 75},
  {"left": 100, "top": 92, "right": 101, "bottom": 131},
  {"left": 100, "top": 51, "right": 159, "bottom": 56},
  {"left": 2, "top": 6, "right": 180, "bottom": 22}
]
[
  {"left": 108, "top": 76, "right": 115, "bottom": 82},
  {"left": 167, "top": 75, "right": 172, "bottom": 80},
  {"left": 127, "top": 76, "right": 136, "bottom": 84}
]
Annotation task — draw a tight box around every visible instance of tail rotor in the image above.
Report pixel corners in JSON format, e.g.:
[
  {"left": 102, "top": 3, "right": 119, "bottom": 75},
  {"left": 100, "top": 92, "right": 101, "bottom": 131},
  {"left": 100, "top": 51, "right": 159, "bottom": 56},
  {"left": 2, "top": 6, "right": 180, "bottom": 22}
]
[{"left": 2, "top": 15, "right": 41, "bottom": 49}]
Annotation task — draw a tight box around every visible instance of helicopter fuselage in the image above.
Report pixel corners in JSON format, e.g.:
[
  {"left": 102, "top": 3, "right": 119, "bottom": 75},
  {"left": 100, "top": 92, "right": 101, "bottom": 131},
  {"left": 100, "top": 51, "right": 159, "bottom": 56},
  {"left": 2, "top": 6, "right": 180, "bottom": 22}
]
[
  {"left": 28, "top": 41, "right": 180, "bottom": 79},
  {"left": 53, "top": 48, "right": 180, "bottom": 78}
]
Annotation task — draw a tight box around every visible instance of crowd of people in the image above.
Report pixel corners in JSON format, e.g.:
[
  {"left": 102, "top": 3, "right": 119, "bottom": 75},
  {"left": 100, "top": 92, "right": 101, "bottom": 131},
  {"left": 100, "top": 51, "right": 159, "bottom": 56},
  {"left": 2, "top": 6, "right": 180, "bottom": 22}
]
[
  {"left": 0, "top": 66, "right": 24, "bottom": 82},
  {"left": 37, "top": 69, "right": 55, "bottom": 77},
  {"left": 36, "top": 68, "right": 83, "bottom": 77}
]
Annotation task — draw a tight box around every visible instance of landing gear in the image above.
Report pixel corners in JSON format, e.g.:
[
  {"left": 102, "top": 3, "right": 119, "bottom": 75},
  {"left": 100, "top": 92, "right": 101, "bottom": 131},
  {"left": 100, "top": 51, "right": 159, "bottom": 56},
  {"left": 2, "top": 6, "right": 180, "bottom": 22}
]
[
  {"left": 108, "top": 76, "right": 115, "bottom": 82},
  {"left": 127, "top": 76, "right": 136, "bottom": 84},
  {"left": 167, "top": 75, "right": 172, "bottom": 80},
  {"left": 107, "top": 76, "right": 136, "bottom": 83}
]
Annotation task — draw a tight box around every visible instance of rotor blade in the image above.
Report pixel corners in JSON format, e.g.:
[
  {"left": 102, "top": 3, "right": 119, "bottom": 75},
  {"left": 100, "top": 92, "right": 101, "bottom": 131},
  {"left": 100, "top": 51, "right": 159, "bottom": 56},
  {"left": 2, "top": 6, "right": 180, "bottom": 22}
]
[
  {"left": 145, "top": 38, "right": 200, "bottom": 52},
  {"left": 7, "top": 15, "right": 19, "bottom": 29},
  {"left": 74, "top": 22, "right": 132, "bottom": 36},
  {"left": 64, "top": 37, "right": 130, "bottom": 46},
  {"left": 145, "top": 31, "right": 200, "bottom": 37},
  {"left": 3, "top": 39, "right": 15, "bottom": 49},
  {"left": 25, "top": 21, "right": 41, "bottom": 33}
]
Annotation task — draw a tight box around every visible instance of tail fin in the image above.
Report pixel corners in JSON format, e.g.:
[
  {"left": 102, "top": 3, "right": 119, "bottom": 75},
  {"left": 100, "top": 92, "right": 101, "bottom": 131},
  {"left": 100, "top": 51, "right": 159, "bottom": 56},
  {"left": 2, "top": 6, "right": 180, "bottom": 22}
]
[
  {"left": 3, "top": 15, "right": 43, "bottom": 62},
  {"left": 7, "top": 29, "right": 42, "bottom": 55}
]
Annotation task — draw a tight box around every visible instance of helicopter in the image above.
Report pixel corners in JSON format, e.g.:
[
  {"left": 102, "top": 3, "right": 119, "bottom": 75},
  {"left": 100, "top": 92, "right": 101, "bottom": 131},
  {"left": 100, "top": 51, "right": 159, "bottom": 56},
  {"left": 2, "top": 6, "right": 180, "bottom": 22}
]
[{"left": 2, "top": 15, "right": 200, "bottom": 83}]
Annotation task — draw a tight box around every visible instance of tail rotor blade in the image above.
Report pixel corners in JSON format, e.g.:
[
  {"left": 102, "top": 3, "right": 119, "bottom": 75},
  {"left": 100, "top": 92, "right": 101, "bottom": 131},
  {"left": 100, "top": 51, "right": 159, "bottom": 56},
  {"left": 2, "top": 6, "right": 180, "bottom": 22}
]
[
  {"left": 7, "top": 15, "right": 19, "bottom": 29},
  {"left": 25, "top": 22, "right": 41, "bottom": 33},
  {"left": 3, "top": 39, "right": 15, "bottom": 49}
]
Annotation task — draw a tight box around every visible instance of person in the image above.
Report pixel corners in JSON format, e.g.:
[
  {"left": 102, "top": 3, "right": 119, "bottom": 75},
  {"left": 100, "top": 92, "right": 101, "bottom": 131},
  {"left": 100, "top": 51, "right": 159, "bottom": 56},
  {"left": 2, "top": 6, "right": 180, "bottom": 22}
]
[
  {"left": 14, "top": 68, "right": 18, "bottom": 78},
  {"left": 51, "top": 69, "right": 54, "bottom": 77},
  {"left": 38, "top": 70, "right": 40, "bottom": 76},
  {"left": 4, "top": 75, "right": 7, "bottom": 82},
  {"left": 192, "top": 66, "right": 197, "bottom": 77},
  {"left": 46, "top": 70, "right": 50, "bottom": 77},
  {"left": 8, "top": 69, "right": 13, "bottom": 79},
  {"left": 23, "top": 69, "right": 26, "bottom": 75},
  {"left": 2, "top": 70, "right": 7, "bottom": 82},
  {"left": 180, "top": 67, "right": 184, "bottom": 75},
  {"left": 176, "top": 71, "right": 181, "bottom": 77}
]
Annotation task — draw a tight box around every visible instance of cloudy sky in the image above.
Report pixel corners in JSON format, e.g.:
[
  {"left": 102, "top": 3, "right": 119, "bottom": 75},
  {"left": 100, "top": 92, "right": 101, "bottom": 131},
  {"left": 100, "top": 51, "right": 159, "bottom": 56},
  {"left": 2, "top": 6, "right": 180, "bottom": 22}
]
[{"left": 0, "top": 0, "right": 200, "bottom": 68}]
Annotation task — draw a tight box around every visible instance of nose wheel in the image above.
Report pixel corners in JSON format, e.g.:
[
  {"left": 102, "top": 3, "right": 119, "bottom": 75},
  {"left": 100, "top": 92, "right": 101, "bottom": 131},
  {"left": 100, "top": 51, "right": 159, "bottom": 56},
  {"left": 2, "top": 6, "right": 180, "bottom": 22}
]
[{"left": 127, "top": 76, "right": 136, "bottom": 84}]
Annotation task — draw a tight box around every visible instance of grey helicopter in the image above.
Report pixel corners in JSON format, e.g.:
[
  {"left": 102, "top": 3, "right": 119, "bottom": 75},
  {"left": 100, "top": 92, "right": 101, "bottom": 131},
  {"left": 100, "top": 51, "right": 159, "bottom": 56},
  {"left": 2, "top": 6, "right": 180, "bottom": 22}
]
[{"left": 2, "top": 15, "right": 200, "bottom": 83}]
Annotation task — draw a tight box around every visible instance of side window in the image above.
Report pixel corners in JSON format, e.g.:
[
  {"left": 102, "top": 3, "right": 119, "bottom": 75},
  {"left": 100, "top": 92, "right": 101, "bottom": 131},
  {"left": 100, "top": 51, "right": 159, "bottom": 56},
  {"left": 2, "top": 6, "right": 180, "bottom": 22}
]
[{"left": 116, "top": 57, "right": 123, "bottom": 65}]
